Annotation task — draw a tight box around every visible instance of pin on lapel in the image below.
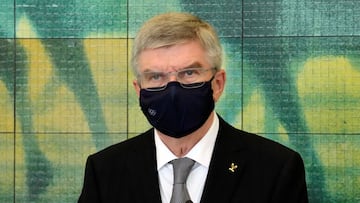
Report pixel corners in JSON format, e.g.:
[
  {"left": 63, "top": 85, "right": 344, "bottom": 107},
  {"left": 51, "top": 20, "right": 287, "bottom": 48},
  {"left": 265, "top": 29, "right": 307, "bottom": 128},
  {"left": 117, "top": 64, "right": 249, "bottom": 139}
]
[{"left": 228, "top": 162, "right": 238, "bottom": 173}]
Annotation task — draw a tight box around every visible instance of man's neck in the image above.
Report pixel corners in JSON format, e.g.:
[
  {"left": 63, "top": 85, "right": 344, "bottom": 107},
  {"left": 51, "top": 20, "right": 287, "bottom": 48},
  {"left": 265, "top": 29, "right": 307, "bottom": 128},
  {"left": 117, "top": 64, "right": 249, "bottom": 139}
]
[{"left": 157, "top": 112, "right": 215, "bottom": 157}]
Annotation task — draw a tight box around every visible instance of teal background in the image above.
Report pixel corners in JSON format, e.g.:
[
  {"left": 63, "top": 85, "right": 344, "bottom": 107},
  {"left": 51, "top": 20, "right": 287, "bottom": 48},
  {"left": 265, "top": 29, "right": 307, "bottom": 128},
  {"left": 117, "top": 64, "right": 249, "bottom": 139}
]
[{"left": 0, "top": 0, "right": 360, "bottom": 202}]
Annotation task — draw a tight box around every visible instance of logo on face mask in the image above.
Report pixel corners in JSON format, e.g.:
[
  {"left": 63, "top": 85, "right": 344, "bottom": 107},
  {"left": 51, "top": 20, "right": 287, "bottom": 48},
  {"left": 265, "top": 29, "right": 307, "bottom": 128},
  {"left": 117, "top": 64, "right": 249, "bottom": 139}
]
[
  {"left": 139, "top": 80, "right": 214, "bottom": 138},
  {"left": 148, "top": 108, "right": 157, "bottom": 116}
]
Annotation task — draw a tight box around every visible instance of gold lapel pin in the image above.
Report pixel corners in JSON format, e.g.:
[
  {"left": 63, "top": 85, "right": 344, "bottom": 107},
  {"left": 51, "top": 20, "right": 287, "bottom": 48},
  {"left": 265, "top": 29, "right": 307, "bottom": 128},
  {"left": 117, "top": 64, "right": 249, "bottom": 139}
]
[{"left": 228, "top": 162, "right": 238, "bottom": 173}]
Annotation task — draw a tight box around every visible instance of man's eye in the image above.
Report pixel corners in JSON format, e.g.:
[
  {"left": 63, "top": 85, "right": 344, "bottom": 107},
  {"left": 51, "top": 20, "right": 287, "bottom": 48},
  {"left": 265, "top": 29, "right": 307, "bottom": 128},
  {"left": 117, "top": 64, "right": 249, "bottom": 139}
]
[
  {"left": 146, "top": 73, "right": 163, "bottom": 81},
  {"left": 181, "top": 69, "right": 201, "bottom": 77},
  {"left": 184, "top": 70, "right": 195, "bottom": 76}
]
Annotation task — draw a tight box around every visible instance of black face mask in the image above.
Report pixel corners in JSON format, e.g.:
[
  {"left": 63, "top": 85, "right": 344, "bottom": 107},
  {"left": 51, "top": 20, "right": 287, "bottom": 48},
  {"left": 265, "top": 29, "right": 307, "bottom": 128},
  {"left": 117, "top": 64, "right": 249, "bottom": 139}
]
[{"left": 139, "top": 80, "right": 215, "bottom": 138}]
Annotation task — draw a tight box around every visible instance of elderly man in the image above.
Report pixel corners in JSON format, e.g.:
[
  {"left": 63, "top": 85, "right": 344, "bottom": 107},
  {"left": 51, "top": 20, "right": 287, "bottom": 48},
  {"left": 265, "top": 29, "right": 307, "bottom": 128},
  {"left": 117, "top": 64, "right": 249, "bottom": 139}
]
[{"left": 78, "top": 12, "right": 308, "bottom": 203}]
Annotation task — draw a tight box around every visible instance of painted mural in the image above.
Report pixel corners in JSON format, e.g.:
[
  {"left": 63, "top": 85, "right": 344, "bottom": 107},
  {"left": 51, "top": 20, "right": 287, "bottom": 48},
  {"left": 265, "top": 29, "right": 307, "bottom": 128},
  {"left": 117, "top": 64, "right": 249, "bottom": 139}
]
[{"left": 0, "top": 0, "right": 359, "bottom": 202}]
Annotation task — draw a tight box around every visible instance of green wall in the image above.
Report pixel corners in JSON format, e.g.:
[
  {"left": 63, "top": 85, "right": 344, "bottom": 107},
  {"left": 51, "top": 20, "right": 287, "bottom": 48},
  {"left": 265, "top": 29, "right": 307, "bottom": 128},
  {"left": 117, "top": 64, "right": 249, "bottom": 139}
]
[{"left": 0, "top": 0, "right": 359, "bottom": 202}]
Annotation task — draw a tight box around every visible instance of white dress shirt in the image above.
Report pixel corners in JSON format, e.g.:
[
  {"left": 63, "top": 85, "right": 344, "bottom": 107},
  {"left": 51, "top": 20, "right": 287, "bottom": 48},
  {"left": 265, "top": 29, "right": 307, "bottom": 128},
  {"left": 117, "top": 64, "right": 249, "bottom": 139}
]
[{"left": 155, "top": 113, "right": 219, "bottom": 203}]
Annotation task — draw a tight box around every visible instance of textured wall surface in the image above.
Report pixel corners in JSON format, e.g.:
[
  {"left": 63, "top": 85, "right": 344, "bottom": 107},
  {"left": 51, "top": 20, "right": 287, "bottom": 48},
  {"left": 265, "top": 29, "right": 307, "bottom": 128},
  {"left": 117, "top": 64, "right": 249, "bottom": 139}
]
[{"left": 0, "top": 0, "right": 359, "bottom": 202}]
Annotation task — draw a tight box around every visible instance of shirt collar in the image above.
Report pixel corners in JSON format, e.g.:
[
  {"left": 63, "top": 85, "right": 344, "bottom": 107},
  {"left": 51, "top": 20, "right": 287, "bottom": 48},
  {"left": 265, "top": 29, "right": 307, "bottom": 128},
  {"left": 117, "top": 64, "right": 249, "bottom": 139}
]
[{"left": 155, "top": 113, "right": 219, "bottom": 170}]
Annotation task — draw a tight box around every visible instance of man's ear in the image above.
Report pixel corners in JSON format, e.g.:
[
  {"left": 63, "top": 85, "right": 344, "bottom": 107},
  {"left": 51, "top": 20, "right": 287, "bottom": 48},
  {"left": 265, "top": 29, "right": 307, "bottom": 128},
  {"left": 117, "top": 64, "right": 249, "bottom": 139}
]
[
  {"left": 212, "top": 69, "right": 226, "bottom": 102},
  {"left": 133, "top": 79, "right": 141, "bottom": 97}
]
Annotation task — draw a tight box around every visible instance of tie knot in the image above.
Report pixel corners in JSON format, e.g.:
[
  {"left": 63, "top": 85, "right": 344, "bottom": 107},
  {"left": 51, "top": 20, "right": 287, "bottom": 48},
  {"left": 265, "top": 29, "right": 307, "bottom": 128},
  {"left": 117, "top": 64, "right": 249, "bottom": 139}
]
[{"left": 171, "top": 157, "right": 195, "bottom": 184}]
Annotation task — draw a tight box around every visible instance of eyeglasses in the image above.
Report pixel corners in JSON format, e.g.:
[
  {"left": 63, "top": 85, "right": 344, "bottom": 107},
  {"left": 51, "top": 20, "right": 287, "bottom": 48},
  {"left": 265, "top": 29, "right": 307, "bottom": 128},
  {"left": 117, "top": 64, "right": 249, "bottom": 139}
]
[{"left": 138, "top": 67, "right": 216, "bottom": 91}]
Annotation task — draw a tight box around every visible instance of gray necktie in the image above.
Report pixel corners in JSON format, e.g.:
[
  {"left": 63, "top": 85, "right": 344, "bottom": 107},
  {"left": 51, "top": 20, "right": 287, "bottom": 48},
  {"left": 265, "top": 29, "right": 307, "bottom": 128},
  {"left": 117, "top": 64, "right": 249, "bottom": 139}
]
[{"left": 170, "top": 157, "right": 195, "bottom": 203}]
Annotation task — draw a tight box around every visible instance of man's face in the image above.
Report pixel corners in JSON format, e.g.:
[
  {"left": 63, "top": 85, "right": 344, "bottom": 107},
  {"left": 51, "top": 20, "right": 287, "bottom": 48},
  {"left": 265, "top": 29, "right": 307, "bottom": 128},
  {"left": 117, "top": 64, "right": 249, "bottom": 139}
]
[{"left": 133, "top": 40, "right": 226, "bottom": 102}]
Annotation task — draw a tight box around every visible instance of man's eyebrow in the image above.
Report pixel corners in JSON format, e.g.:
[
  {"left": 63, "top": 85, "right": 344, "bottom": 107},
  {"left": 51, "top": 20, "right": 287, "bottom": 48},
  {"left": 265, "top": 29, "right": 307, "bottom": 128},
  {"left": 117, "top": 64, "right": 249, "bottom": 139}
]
[
  {"left": 140, "top": 62, "right": 204, "bottom": 73},
  {"left": 141, "top": 67, "right": 162, "bottom": 73},
  {"left": 182, "top": 62, "right": 203, "bottom": 69}
]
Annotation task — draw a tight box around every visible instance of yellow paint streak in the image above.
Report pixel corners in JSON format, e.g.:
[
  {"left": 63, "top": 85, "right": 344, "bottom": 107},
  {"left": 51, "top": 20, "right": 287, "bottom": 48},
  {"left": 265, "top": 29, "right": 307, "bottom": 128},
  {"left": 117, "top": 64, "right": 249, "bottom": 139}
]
[
  {"left": 17, "top": 16, "right": 54, "bottom": 105},
  {"left": 243, "top": 91, "right": 265, "bottom": 132},
  {"left": 83, "top": 38, "right": 131, "bottom": 132},
  {"left": 18, "top": 39, "right": 53, "bottom": 104},
  {"left": 298, "top": 56, "right": 360, "bottom": 96},
  {"left": 0, "top": 83, "right": 14, "bottom": 132},
  {"left": 16, "top": 15, "right": 39, "bottom": 38},
  {"left": 297, "top": 56, "right": 360, "bottom": 133},
  {"left": 33, "top": 85, "right": 89, "bottom": 133}
]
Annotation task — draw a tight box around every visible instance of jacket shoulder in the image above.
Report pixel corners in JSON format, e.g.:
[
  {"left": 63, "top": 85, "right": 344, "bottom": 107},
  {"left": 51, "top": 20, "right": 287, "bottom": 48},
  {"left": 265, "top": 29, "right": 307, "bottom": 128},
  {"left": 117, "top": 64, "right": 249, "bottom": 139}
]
[
  {"left": 218, "top": 116, "right": 300, "bottom": 160},
  {"left": 89, "top": 128, "right": 154, "bottom": 164}
]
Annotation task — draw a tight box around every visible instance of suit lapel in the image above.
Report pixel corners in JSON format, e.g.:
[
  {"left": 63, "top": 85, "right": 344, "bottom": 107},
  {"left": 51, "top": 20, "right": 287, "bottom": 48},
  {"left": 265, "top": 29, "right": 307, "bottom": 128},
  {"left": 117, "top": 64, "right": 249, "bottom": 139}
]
[
  {"left": 200, "top": 117, "right": 249, "bottom": 203},
  {"left": 131, "top": 130, "right": 162, "bottom": 203}
]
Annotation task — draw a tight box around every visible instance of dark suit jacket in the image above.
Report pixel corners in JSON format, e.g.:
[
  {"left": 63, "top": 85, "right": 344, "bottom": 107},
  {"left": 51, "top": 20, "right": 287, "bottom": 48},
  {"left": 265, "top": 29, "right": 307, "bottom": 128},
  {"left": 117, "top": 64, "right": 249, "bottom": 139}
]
[{"left": 78, "top": 116, "right": 308, "bottom": 203}]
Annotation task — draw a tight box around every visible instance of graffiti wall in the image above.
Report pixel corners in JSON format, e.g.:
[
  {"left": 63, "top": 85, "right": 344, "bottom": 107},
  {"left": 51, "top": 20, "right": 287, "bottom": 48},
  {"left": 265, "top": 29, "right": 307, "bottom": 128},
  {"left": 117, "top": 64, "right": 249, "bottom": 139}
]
[{"left": 0, "top": 0, "right": 359, "bottom": 202}]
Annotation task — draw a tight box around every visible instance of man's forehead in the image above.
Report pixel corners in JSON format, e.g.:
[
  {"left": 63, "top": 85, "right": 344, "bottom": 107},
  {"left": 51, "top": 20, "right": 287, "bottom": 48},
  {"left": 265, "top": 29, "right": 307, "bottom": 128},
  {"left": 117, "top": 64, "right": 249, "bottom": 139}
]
[{"left": 137, "top": 40, "right": 210, "bottom": 71}]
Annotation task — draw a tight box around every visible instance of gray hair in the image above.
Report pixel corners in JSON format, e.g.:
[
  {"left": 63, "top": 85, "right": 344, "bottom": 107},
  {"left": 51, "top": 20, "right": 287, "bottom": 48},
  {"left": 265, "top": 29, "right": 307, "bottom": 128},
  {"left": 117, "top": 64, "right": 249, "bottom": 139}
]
[{"left": 131, "top": 12, "right": 223, "bottom": 76}]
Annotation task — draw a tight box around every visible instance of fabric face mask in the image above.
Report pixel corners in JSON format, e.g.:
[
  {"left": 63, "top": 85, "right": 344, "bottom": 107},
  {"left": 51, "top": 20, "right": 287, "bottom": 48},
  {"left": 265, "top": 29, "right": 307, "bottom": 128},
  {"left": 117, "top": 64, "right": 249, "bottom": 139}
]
[{"left": 139, "top": 80, "right": 215, "bottom": 138}]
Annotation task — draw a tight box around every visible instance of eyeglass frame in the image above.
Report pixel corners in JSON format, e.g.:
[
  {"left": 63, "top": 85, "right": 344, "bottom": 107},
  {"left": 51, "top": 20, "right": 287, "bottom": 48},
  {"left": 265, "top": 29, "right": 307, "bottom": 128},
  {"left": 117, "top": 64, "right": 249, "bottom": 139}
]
[{"left": 137, "top": 67, "right": 217, "bottom": 91}]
